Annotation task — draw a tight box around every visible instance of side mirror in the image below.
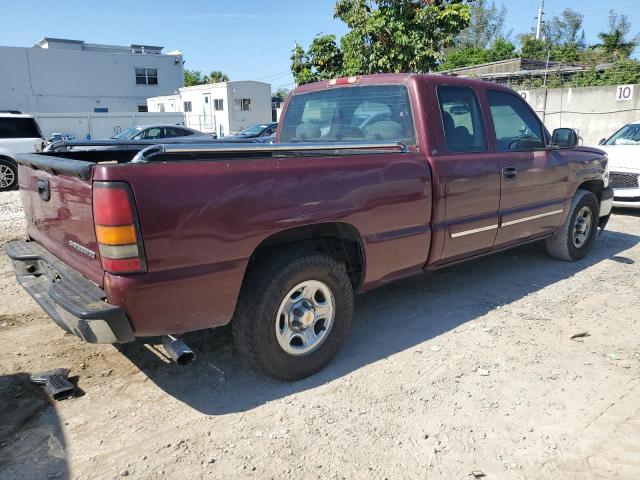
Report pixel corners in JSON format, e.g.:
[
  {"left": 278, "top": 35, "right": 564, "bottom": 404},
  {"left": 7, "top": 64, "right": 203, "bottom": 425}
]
[
  {"left": 551, "top": 128, "right": 579, "bottom": 149},
  {"left": 598, "top": 138, "right": 606, "bottom": 145}
]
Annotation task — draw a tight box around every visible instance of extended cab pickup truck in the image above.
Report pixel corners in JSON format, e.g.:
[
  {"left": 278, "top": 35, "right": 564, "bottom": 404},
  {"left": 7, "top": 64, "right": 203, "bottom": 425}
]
[{"left": 7, "top": 74, "right": 613, "bottom": 381}]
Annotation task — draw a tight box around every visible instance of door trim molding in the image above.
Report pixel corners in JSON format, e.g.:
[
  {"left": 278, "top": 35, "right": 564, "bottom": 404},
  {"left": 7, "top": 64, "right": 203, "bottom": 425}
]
[
  {"left": 501, "top": 209, "right": 564, "bottom": 227},
  {"left": 450, "top": 224, "right": 499, "bottom": 238}
]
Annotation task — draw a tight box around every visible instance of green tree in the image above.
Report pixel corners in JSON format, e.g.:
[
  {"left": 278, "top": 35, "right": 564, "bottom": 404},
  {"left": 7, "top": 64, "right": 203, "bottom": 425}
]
[
  {"left": 543, "top": 9, "right": 585, "bottom": 48},
  {"left": 204, "top": 70, "right": 230, "bottom": 83},
  {"left": 184, "top": 69, "right": 204, "bottom": 87},
  {"left": 594, "top": 10, "right": 638, "bottom": 61},
  {"left": 291, "top": 0, "right": 472, "bottom": 85},
  {"left": 291, "top": 35, "right": 344, "bottom": 85},
  {"left": 457, "top": 0, "right": 509, "bottom": 48},
  {"left": 439, "top": 38, "right": 515, "bottom": 70},
  {"left": 273, "top": 88, "right": 291, "bottom": 102},
  {"left": 518, "top": 34, "right": 549, "bottom": 61}
]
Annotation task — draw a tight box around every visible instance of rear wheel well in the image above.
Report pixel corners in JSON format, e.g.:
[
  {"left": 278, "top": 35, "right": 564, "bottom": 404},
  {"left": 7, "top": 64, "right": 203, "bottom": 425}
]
[
  {"left": 577, "top": 180, "right": 604, "bottom": 200},
  {"left": 244, "top": 223, "right": 365, "bottom": 291}
]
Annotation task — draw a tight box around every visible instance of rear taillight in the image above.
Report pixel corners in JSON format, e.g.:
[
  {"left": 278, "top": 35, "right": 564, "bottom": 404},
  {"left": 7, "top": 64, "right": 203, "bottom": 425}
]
[{"left": 93, "top": 182, "right": 147, "bottom": 274}]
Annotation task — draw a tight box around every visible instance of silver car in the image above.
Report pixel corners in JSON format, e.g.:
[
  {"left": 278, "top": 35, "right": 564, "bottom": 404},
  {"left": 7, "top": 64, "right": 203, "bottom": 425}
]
[{"left": 111, "top": 125, "right": 215, "bottom": 141}]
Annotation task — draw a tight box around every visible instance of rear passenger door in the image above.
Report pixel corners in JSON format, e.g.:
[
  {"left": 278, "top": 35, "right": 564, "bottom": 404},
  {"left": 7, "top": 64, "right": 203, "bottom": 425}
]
[
  {"left": 436, "top": 85, "right": 501, "bottom": 263},
  {"left": 486, "top": 90, "right": 569, "bottom": 248}
]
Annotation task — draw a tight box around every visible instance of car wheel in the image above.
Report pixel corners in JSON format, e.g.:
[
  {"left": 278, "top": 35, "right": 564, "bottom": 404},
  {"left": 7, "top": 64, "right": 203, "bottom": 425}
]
[
  {"left": 545, "top": 189, "right": 599, "bottom": 261},
  {"left": 0, "top": 159, "right": 18, "bottom": 192},
  {"left": 232, "top": 251, "right": 354, "bottom": 381}
]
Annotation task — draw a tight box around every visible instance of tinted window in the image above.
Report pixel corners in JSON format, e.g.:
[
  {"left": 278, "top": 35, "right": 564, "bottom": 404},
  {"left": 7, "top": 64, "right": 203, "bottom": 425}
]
[
  {"left": 280, "top": 85, "right": 415, "bottom": 143},
  {"left": 487, "top": 90, "right": 544, "bottom": 151},
  {"left": 0, "top": 118, "right": 42, "bottom": 139},
  {"left": 164, "top": 127, "right": 190, "bottom": 138},
  {"left": 437, "top": 85, "right": 486, "bottom": 153}
]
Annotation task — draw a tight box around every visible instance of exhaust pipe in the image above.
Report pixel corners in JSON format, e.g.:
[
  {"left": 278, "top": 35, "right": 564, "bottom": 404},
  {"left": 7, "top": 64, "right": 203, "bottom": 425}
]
[{"left": 162, "top": 335, "right": 196, "bottom": 365}]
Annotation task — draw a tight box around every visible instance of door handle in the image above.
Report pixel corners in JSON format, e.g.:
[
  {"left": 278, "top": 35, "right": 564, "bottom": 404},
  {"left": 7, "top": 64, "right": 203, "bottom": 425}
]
[{"left": 502, "top": 166, "right": 518, "bottom": 180}]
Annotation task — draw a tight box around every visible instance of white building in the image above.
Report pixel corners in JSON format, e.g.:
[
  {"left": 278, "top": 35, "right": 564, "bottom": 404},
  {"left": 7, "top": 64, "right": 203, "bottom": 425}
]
[
  {"left": 147, "top": 81, "right": 272, "bottom": 137},
  {"left": 0, "top": 37, "right": 184, "bottom": 113}
]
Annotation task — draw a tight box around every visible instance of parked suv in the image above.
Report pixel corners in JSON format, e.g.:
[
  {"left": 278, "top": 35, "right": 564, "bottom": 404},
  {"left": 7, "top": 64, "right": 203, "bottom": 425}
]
[{"left": 0, "top": 112, "right": 45, "bottom": 191}]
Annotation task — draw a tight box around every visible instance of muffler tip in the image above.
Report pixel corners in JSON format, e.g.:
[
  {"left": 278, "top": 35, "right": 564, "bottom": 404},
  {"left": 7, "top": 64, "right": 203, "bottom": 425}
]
[{"left": 162, "top": 335, "right": 196, "bottom": 366}]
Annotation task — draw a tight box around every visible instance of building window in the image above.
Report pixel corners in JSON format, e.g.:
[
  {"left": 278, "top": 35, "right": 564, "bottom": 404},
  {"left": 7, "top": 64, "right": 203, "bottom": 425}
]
[
  {"left": 214, "top": 99, "right": 224, "bottom": 111},
  {"left": 135, "top": 68, "right": 158, "bottom": 85},
  {"left": 158, "top": 103, "right": 165, "bottom": 112},
  {"left": 138, "top": 105, "right": 148, "bottom": 113},
  {"left": 234, "top": 98, "right": 251, "bottom": 111},
  {"left": 183, "top": 101, "right": 192, "bottom": 112},
  {"left": 94, "top": 107, "right": 108, "bottom": 113}
]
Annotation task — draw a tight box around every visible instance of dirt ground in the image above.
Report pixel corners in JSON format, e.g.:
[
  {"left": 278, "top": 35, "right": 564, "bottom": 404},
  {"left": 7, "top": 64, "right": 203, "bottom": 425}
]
[{"left": 0, "top": 189, "right": 639, "bottom": 480}]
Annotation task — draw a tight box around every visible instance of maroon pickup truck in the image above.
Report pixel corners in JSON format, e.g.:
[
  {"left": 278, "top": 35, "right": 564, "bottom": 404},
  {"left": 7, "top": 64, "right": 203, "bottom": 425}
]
[{"left": 7, "top": 74, "right": 613, "bottom": 381}]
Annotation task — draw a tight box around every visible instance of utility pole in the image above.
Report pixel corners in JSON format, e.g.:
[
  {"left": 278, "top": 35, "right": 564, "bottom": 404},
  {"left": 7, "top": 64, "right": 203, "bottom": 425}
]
[{"left": 535, "top": 0, "right": 545, "bottom": 40}]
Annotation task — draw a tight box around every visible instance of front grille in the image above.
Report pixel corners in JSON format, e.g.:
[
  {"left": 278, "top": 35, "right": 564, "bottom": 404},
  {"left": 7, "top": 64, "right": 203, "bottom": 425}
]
[{"left": 610, "top": 172, "right": 639, "bottom": 189}]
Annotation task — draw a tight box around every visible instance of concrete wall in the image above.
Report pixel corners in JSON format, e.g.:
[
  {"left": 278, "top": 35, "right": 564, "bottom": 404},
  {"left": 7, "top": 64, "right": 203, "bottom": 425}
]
[
  {"left": 33, "top": 112, "right": 185, "bottom": 140},
  {"left": 0, "top": 45, "right": 183, "bottom": 113},
  {"left": 517, "top": 84, "right": 640, "bottom": 145}
]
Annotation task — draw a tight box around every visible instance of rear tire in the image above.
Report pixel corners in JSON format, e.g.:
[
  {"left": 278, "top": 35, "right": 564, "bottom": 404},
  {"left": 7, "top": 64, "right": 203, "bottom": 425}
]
[
  {"left": 545, "top": 189, "right": 599, "bottom": 261},
  {"left": 0, "top": 159, "right": 18, "bottom": 192},
  {"left": 232, "top": 251, "right": 353, "bottom": 381}
]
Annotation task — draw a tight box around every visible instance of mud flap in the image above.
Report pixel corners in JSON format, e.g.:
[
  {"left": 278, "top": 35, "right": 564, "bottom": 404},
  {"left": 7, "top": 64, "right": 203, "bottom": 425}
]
[
  {"left": 30, "top": 368, "right": 75, "bottom": 400},
  {"left": 598, "top": 214, "right": 610, "bottom": 236}
]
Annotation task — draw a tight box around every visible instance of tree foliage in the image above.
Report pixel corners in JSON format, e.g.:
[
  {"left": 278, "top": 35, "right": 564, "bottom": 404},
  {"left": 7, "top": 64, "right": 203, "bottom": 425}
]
[
  {"left": 184, "top": 69, "right": 204, "bottom": 87},
  {"left": 543, "top": 9, "right": 585, "bottom": 48},
  {"left": 184, "top": 69, "right": 230, "bottom": 86},
  {"left": 439, "top": 38, "right": 516, "bottom": 70},
  {"left": 291, "top": 0, "right": 472, "bottom": 85},
  {"left": 457, "top": 0, "right": 508, "bottom": 48},
  {"left": 594, "top": 10, "right": 639, "bottom": 61},
  {"left": 273, "top": 88, "right": 291, "bottom": 102}
]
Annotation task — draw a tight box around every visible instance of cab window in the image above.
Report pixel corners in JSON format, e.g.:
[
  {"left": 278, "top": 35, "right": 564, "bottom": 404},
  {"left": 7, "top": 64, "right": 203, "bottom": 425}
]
[
  {"left": 437, "top": 85, "right": 487, "bottom": 153},
  {"left": 280, "top": 85, "right": 415, "bottom": 144},
  {"left": 487, "top": 90, "right": 545, "bottom": 151}
]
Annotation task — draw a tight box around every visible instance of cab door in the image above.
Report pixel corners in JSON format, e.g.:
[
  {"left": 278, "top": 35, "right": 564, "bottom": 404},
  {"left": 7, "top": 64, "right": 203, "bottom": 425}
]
[
  {"left": 485, "top": 90, "right": 569, "bottom": 248},
  {"left": 434, "top": 84, "right": 501, "bottom": 264}
]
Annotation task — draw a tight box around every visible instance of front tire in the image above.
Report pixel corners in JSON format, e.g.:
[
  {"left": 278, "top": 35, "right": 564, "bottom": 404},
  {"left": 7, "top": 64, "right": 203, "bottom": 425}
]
[
  {"left": 545, "top": 189, "right": 599, "bottom": 261},
  {"left": 0, "top": 159, "right": 18, "bottom": 192},
  {"left": 232, "top": 252, "right": 354, "bottom": 381}
]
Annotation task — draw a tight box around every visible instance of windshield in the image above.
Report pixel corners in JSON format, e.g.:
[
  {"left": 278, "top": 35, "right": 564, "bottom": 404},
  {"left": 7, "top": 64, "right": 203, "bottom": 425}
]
[
  {"left": 239, "top": 124, "right": 269, "bottom": 136},
  {"left": 605, "top": 124, "right": 640, "bottom": 145},
  {"left": 112, "top": 127, "right": 142, "bottom": 140},
  {"left": 280, "top": 85, "right": 415, "bottom": 144}
]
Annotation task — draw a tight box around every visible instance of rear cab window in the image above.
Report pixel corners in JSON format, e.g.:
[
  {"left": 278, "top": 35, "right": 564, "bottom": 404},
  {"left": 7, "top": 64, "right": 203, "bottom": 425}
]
[
  {"left": 280, "top": 85, "right": 416, "bottom": 144},
  {"left": 0, "top": 117, "right": 43, "bottom": 139},
  {"left": 437, "top": 85, "right": 487, "bottom": 153}
]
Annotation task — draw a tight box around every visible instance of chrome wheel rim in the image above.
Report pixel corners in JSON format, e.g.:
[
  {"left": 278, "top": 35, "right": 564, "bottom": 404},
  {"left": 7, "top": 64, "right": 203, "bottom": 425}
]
[
  {"left": 0, "top": 164, "right": 15, "bottom": 189},
  {"left": 275, "top": 280, "right": 335, "bottom": 356},
  {"left": 572, "top": 206, "right": 593, "bottom": 248}
]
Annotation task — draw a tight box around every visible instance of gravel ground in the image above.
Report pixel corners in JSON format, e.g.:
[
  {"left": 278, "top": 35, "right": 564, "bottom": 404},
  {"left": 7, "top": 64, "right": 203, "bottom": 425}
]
[{"left": 0, "top": 191, "right": 639, "bottom": 480}]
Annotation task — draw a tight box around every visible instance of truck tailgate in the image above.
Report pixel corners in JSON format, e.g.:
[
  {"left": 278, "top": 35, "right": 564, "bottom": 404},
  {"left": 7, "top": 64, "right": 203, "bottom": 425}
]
[{"left": 17, "top": 156, "right": 104, "bottom": 286}]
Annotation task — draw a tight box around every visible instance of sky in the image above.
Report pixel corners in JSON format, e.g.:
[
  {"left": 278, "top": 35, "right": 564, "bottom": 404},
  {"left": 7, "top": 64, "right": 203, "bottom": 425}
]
[{"left": 1, "top": 0, "right": 639, "bottom": 91}]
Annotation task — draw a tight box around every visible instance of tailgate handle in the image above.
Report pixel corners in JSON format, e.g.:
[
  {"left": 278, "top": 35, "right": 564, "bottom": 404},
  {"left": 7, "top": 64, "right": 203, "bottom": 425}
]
[{"left": 37, "top": 178, "right": 51, "bottom": 201}]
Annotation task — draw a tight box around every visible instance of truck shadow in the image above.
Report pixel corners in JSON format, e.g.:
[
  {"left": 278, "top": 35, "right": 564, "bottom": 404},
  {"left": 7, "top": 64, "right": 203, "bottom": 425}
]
[
  {"left": 119, "top": 228, "right": 639, "bottom": 415},
  {"left": 0, "top": 373, "right": 69, "bottom": 480}
]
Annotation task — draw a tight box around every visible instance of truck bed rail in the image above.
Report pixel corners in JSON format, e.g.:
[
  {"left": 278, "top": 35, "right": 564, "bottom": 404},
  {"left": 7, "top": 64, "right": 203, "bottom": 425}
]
[{"left": 45, "top": 139, "right": 408, "bottom": 158}]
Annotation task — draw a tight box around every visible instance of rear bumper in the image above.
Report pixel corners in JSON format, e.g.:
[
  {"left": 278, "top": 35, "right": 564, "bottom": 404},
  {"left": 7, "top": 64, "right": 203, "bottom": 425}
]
[{"left": 5, "top": 240, "right": 134, "bottom": 344}]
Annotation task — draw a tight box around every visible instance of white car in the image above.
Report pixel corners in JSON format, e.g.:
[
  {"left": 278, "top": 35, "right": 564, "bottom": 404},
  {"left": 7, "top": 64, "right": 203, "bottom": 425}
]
[
  {"left": 596, "top": 120, "right": 640, "bottom": 209},
  {"left": 0, "top": 112, "right": 45, "bottom": 191}
]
